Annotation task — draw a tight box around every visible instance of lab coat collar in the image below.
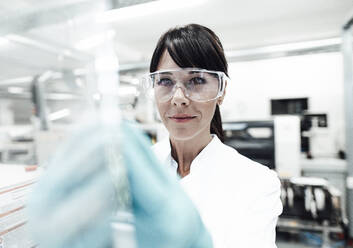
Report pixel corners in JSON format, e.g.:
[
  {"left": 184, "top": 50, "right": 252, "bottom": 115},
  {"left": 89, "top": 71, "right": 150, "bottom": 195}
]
[{"left": 155, "top": 134, "right": 222, "bottom": 175}]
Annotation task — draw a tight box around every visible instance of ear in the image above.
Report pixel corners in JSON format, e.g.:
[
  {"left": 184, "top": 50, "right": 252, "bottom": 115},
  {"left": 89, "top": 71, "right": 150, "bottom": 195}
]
[{"left": 217, "top": 80, "right": 227, "bottom": 105}]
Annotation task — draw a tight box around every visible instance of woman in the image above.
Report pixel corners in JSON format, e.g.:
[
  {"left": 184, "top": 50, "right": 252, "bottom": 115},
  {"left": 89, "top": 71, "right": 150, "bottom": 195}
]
[{"left": 144, "top": 24, "right": 283, "bottom": 247}]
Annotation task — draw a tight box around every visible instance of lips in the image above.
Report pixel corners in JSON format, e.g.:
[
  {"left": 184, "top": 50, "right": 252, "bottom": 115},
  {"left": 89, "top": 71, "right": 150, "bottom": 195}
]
[{"left": 169, "top": 114, "right": 196, "bottom": 123}]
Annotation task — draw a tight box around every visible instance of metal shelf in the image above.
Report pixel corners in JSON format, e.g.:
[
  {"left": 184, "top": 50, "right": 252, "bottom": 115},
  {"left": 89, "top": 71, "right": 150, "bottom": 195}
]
[{"left": 277, "top": 218, "right": 343, "bottom": 233}]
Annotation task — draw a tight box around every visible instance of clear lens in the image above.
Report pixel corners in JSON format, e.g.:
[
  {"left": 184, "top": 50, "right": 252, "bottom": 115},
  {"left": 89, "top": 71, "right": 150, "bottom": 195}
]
[{"left": 144, "top": 68, "right": 225, "bottom": 102}]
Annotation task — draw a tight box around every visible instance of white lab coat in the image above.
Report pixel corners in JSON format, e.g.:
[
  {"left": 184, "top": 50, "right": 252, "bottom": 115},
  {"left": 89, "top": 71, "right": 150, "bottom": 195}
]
[{"left": 152, "top": 135, "right": 283, "bottom": 248}]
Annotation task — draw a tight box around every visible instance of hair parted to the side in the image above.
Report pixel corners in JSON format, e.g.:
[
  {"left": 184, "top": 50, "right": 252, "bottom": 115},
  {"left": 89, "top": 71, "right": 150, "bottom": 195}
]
[{"left": 149, "top": 24, "right": 228, "bottom": 142}]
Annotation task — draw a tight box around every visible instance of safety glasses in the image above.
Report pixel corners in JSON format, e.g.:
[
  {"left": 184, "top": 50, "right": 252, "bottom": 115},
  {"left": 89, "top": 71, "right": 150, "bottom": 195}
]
[{"left": 141, "top": 68, "right": 228, "bottom": 103}]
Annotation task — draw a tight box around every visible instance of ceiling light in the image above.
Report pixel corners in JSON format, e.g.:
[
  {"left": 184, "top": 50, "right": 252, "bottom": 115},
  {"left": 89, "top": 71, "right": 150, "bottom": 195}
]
[
  {"left": 7, "top": 87, "right": 24, "bottom": 94},
  {"left": 49, "top": 109, "right": 71, "bottom": 121},
  {"left": 75, "top": 30, "right": 116, "bottom": 50},
  {"left": 226, "top": 38, "right": 342, "bottom": 58},
  {"left": 97, "top": 0, "right": 205, "bottom": 23},
  {"left": 0, "top": 76, "right": 33, "bottom": 85}
]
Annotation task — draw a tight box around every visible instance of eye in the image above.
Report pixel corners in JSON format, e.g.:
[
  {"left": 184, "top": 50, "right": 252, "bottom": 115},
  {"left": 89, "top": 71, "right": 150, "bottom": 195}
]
[
  {"left": 156, "top": 78, "right": 174, "bottom": 87},
  {"left": 189, "top": 77, "right": 206, "bottom": 85}
]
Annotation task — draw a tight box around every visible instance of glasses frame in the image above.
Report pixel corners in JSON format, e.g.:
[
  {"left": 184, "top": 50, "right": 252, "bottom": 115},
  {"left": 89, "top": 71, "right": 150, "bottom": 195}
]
[{"left": 141, "top": 68, "right": 229, "bottom": 103}]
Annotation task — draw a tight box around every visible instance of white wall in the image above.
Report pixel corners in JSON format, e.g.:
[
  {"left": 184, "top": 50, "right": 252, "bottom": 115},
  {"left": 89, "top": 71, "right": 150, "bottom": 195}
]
[{"left": 221, "top": 52, "right": 345, "bottom": 156}]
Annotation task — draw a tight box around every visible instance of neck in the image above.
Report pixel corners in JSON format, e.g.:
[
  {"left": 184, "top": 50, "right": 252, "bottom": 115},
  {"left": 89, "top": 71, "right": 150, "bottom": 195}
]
[{"left": 170, "top": 129, "right": 212, "bottom": 178}]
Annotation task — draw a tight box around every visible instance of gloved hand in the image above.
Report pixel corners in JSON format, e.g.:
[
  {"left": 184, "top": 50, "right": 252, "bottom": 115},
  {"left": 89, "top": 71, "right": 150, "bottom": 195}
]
[
  {"left": 28, "top": 121, "right": 213, "bottom": 248},
  {"left": 122, "top": 122, "right": 212, "bottom": 248}
]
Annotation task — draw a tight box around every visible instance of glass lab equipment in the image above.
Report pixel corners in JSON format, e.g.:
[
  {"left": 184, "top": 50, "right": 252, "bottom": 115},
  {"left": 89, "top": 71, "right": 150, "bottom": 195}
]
[{"left": 0, "top": 1, "right": 137, "bottom": 247}]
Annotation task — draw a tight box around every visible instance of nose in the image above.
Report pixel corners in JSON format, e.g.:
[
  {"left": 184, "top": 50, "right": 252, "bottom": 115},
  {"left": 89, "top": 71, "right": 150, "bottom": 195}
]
[{"left": 171, "top": 87, "right": 190, "bottom": 106}]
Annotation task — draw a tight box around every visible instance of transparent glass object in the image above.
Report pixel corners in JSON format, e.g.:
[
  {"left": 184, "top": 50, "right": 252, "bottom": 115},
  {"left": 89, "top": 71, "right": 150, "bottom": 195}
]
[{"left": 1, "top": 1, "right": 136, "bottom": 247}]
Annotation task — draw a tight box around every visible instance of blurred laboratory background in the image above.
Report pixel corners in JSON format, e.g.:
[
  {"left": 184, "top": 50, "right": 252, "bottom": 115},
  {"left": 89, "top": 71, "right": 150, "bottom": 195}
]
[{"left": 1, "top": 0, "right": 353, "bottom": 247}]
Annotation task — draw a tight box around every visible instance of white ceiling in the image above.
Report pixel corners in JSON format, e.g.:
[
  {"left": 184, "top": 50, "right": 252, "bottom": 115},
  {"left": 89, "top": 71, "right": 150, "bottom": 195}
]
[
  {"left": 110, "top": 0, "right": 353, "bottom": 63},
  {"left": 0, "top": 0, "right": 352, "bottom": 84}
]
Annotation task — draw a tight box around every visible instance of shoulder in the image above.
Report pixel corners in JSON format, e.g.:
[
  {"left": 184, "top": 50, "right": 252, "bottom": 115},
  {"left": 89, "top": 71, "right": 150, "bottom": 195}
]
[
  {"left": 215, "top": 141, "right": 280, "bottom": 192},
  {"left": 217, "top": 143, "right": 282, "bottom": 216}
]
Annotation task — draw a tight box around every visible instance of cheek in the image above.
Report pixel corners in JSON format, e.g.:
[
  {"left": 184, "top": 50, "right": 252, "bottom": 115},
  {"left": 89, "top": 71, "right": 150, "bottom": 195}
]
[
  {"left": 156, "top": 102, "right": 168, "bottom": 120},
  {"left": 199, "top": 102, "right": 217, "bottom": 122}
]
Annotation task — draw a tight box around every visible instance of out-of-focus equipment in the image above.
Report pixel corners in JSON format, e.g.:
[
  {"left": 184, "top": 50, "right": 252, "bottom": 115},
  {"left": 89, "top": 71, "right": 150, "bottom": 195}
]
[
  {"left": 274, "top": 116, "right": 301, "bottom": 177},
  {"left": 0, "top": 125, "right": 35, "bottom": 164},
  {"left": 31, "top": 71, "right": 54, "bottom": 131},
  {"left": 223, "top": 120, "right": 276, "bottom": 169},
  {"left": 280, "top": 177, "right": 342, "bottom": 224},
  {"left": 278, "top": 177, "right": 345, "bottom": 248},
  {"left": 301, "top": 113, "right": 336, "bottom": 158},
  {"left": 271, "top": 98, "right": 308, "bottom": 116},
  {"left": 223, "top": 116, "right": 301, "bottom": 177},
  {"left": 270, "top": 98, "right": 338, "bottom": 160},
  {"left": 301, "top": 158, "right": 348, "bottom": 221},
  {"left": 343, "top": 11, "right": 353, "bottom": 239},
  {"left": 0, "top": 165, "right": 41, "bottom": 248},
  {"left": 301, "top": 113, "right": 331, "bottom": 154}
]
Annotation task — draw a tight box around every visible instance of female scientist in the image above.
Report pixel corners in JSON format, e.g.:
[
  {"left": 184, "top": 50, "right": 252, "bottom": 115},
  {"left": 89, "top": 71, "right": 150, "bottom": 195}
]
[
  {"left": 144, "top": 24, "right": 283, "bottom": 247},
  {"left": 27, "top": 24, "right": 282, "bottom": 248}
]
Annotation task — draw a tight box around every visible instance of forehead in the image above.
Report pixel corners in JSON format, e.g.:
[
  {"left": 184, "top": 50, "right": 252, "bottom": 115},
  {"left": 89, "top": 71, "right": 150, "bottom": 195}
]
[{"left": 156, "top": 50, "right": 181, "bottom": 71}]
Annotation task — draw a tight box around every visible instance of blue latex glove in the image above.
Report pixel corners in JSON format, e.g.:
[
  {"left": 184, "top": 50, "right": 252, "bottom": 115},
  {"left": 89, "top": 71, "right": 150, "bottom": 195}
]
[{"left": 28, "top": 121, "right": 213, "bottom": 248}]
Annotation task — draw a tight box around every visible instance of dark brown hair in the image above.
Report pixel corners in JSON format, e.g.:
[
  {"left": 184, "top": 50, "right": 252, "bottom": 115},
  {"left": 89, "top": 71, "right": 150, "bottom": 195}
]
[{"left": 149, "top": 24, "right": 228, "bottom": 142}]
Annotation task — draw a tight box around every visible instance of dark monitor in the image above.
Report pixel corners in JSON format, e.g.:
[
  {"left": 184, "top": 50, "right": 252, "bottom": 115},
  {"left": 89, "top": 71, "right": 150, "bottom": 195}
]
[
  {"left": 223, "top": 121, "right": 275, "bottom": 170},
  {"left": 271, "top": 98, "right": 308, "bottom": 115}
]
